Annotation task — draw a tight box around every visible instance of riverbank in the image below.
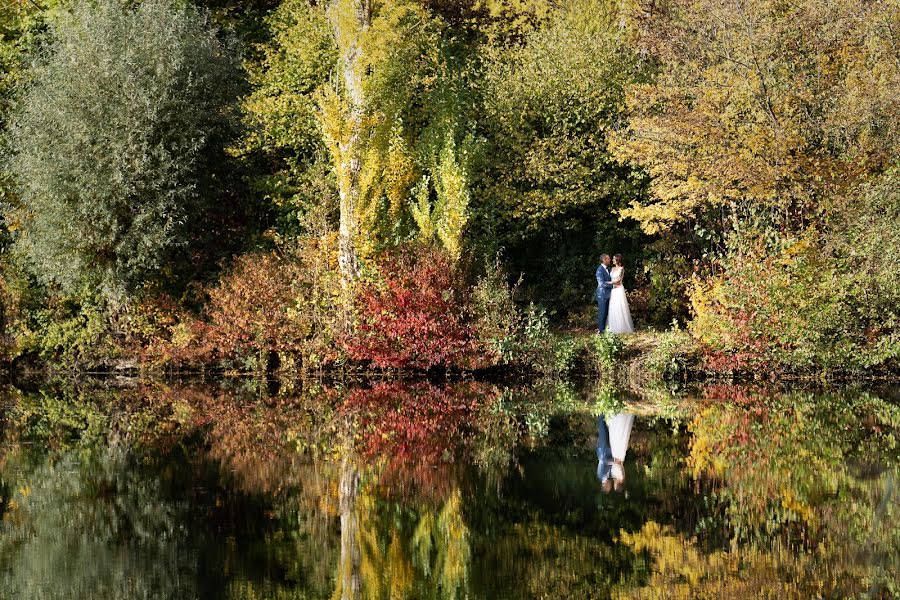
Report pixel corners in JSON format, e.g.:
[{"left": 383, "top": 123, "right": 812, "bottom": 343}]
[{"left": 6, "top": 326, "right": 897, "bottom": 386}]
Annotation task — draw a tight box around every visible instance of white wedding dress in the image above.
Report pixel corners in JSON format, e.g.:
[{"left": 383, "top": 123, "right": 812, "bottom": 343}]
[
  {"left": 607, "top": 412, "right": 634, "bottom": 482},
  {"left": 606, "top": 266, "right": 635, "bottom": 334}
]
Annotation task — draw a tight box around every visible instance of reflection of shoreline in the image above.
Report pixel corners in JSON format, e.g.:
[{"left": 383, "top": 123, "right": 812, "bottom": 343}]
[
  {"left": 2, "top": 382, "right": 897, "bottom": 599},
  {"left": 597, "top": 413, "right": 635, "bottom": 493}
]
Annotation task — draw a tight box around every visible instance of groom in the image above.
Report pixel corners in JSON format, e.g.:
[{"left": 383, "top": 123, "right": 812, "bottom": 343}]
[{"left": 596, "top": 254, "right": 615, "bottom": 333}]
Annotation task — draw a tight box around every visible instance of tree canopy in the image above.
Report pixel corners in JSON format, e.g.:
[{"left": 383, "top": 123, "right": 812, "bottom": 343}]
[{"left": 7, "top": 0, "right": 242, "bottom": 299}]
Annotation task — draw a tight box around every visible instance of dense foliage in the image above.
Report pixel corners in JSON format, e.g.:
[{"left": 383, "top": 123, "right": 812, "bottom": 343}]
[
  {"left": 6, "top": 0, "right": 243, "bottom": 299},
  {"left": 0, "top": 0, "right": 896, "bottom": 374},
  {"left": 474, "top": 0, "right": 647, "bottom": 314},
  {"left": 345, "top": 247, "right": 480, "bottom": 369},
  {"left": 610, "top": 0, "right": 900, "bottom": 373}
]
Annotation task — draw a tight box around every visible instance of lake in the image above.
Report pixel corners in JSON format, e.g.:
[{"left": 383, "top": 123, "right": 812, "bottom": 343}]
[{"left": 0, "top": 379, "right": 897, "bottom": 599}]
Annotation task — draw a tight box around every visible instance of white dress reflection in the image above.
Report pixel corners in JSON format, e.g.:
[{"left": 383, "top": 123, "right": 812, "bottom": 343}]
[{"left": 596, "top": 413, "right": 635, "bottom": 493}]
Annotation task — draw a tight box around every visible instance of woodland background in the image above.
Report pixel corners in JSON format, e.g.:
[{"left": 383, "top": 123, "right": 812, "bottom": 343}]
[{"left": 0, "top": 0, "right": 898, "bottom": 376}]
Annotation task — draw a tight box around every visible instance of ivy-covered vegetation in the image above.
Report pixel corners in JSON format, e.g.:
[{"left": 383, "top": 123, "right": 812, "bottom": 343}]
[{"left": 0, "top": 0, "right": 897, "bottom": 376}]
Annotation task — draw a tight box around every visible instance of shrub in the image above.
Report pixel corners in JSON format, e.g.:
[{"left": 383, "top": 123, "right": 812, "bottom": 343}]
[
  {"left": 470, "top": 257, "right": 523, "bottom": 365},
  {"left": 0, "top": 280, "right": 184, "bottom": 371},
  {"left": 546, "top": 335, "right": 580, "bottom": 376},
  {"left": 344, "top": 246, "right": 480, "bottom": 370},
  {"left": 24, "top": 294, "right": 118, "bottom": 369},
  {"left": 144, "top": 237, "right": 341, "bottom": 371},
  {"left": 690, "top": 172, "right": 900, "bottom": 375},
  {"left": 205, "top": 252, "right": 307, "bottom": 364},
  {"left": 587, "top": 332, "right": 623, "bottom": 374},
  {"left": 641, "top": 325, "right": 693, "bottom": 379},
  {"left": 6, "top": 0, "right": 241, "bottom": 299},
  {"left": 469, "top": 257, "right": 567, "bottom": 371},
  {"left": 0, "top": 256, "right": 142, "bottom": 369}
]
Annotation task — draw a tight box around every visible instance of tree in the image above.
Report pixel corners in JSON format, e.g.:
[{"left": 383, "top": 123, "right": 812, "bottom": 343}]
[
  {"left": 0, "top": 0, "right": 51, "bottom": 214},
  {"left": 239, "top": 0, "right": 338, "bottom": 239},
  {"left": 6, "top": 0, "right": 241, "bottom": 300},
  {"left": 473, "top": 0, "right": 648, "bottom": 314},
  {"left": 247, "top": 0, "right": 477, "bottom": 289},
  {"left": 324, "top": 0, "right": 370, "bottom": 287},
  {"left": 610, "top": 0, "right": 900, "bottom": 235}
]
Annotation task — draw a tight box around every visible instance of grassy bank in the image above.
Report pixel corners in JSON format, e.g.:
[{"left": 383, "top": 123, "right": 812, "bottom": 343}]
[
  {"left": 534, "top": 329, "right": 898, "bottom": 385},
  {"left": 6, "top": 325, "right": 899, "bottom": 384}
]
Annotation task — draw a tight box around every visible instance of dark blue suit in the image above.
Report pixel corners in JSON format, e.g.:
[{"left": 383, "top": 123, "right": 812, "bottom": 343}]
[
  {"left": 596, "top": 415, "right": 613, "bottom": 483},
  {"left": 596, "top": 265, "right": 613, "bottom": 332}
]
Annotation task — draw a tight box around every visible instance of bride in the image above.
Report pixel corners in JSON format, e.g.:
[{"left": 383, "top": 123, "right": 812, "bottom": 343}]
[{"left": 607, "top": 254, "right": 635, "bottom": 334}]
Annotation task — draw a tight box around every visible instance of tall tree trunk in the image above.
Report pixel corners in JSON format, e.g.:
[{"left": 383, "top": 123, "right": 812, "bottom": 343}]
[{"left": 329, "top": 0, "right": 371, "bottom": 289}]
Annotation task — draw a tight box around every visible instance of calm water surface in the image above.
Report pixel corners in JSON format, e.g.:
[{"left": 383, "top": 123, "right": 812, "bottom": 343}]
[{"left": 0, "top": 380, "right": 897, "bottom": 599}]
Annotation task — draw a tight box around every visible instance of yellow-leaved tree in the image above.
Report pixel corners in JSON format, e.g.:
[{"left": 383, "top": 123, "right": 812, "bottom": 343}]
[
  {"left": 610, "top": 0, "right": 900, "bottom": 235},
  {"left": 246, "top": 0, "right": 479, "bottom": 296}
]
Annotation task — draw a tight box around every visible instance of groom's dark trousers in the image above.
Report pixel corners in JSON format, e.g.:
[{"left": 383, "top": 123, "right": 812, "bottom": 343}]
[
  {"left": 597, "top": 295, "right": 610, "bottom": 332},
  {"left": 596, "top": 265, "right": 613, "bottom": 332}
]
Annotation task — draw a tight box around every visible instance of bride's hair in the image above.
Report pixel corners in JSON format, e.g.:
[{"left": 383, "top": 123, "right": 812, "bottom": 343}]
[{"left": 614, "top": 254, "right": 625, "bottom": 267}]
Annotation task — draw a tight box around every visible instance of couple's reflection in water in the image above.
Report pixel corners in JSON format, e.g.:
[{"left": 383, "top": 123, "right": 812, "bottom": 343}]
[
  {"left": 2, "top": 380, "right": 897, "bottom": 599},
  {"left": 596, "top": 412, "right": 634, "bottom": 494}
]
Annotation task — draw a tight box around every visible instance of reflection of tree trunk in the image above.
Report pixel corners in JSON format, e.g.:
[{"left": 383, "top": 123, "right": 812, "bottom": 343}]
[
  {"left": 329, "top": 0, "right": 371, "bottom": 290},
  {"left": 338, "top": 454, "right": 361, "bottom": 600}
]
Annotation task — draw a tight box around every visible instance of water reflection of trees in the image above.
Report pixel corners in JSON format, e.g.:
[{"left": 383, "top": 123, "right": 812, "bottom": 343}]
[
  {"left": 0, "top": 382, "right": 342, "bottom": 600},
  {"left": 0, "top": 446, "right": 198, "bottom": 599},
  {"left": 612, "top": 385, "right": 900, "bottom": 599},
  {"left": 0, "top": 381, "right": 897, "bottom": 599}
]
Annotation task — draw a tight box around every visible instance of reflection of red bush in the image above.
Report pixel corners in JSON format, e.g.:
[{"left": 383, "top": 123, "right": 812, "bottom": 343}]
[
  {"left": 343, "top": 247, "right": 480, "bottom": 370},
  {"left": 341, "top": 381, "right": 493, "bottom": 500},
  {"left": 700, "top": 383, "right": 772, "bottom": 408},
  {"left": 695, "top": 384, "right": 770, "bottom": 454}
]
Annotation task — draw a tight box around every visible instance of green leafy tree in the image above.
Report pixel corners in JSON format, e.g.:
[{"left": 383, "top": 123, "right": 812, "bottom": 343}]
[
  {"left": 319, "top": 0, "right": 466, "bottom": 282},
  {"left": 239, "top": 0, "right": 338, "bottom": 239},
  {"left": 6, "top": 0, "right": 242, "bottom": 300},
  {"left": 0, "top": 0, "right": 54, "bottom": 217},
  {"left": 247, "top": 0, "right": 480, "bottom": 275},
  {"left": 474, "top": 0, "right": 648, "bottom": 315}
]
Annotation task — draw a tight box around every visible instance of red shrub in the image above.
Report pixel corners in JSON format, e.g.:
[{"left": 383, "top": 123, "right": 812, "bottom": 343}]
[
  {"left": 340, "top": 381, "right": 493, "bottom": 500},
  {"left": 132, "top": 295, "right": 216, "bottom": 367},
  {"left": 344, "top": 246, "right": 480, "bottom": 370},
  {"left": 144, "top": 240, "right": 342, "bottom": 369},
  {"left": 141, "top": 252, "right": 304, "bottom": 368}
]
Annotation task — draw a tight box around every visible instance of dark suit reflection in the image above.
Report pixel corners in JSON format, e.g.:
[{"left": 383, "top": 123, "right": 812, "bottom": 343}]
[{"left": 596, "top": 415, "right": 613, "bottom": 484}]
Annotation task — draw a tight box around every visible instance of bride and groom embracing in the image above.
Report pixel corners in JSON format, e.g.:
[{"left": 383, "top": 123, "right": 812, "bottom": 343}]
[{"left": 596, "top": 253, "right": 634, "bottom": 335}]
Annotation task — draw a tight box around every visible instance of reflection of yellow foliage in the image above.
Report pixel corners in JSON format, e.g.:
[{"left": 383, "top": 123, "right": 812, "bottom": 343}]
[
  {"left": 778, "top": 487, "right": 813, "bottom": 524},
  {"left": 338, "top": 480, "right": 470, "bottom": 599},
  {"left": 411, "top": 488, "right": 471, "bottom": 597},
  {"left": 686, "top": 408, "right": 726, "bottom": 479},
  {"left": 615, "top": 522, "right": 810, "bottom": 599},
  {"left": 384, "top": 530, "right": 414, "bottom": 599},
  {"left": 435, "top": 488, "right": 470, "bottom": 596}
]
